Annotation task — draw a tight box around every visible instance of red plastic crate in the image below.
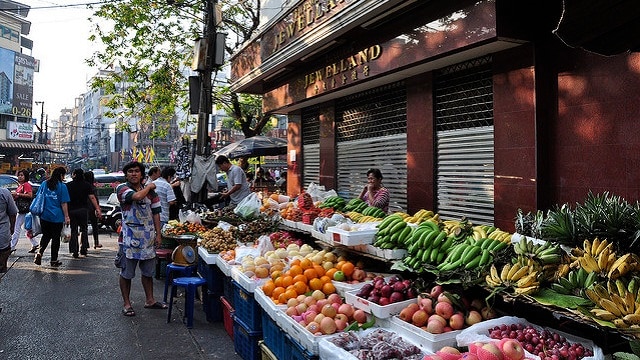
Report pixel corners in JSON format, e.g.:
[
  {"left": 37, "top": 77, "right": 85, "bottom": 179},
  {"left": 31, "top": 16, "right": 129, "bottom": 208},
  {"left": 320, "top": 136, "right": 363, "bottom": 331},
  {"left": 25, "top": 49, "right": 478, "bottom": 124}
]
[{"left": 221, "top": 296, "right": 234, "bottom": 340}]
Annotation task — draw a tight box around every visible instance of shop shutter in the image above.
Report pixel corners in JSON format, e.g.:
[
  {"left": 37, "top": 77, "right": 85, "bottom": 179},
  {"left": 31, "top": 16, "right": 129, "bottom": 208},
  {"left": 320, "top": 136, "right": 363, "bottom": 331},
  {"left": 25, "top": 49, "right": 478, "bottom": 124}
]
[
  {"left": 301, "top": 106, "right": 320, "bottom": 189},
  {"left": 434, "top": 56, "right": 494, "bottom": 225},
  {"left": 335, "top": 82, "right": 408, "bottom": 211}
]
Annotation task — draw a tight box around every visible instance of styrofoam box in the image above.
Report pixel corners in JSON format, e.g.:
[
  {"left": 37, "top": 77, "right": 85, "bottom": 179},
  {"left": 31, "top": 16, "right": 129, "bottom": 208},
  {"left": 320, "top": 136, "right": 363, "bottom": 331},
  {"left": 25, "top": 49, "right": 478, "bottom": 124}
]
[
  {"left": 389, "top": 315, "right": 459, "bottom": 353},
  {"left": 253, "top": 287, "right": 286, "bottom": 321},
  {"left": 382, "top": 248, "right": 407, "bottom": 260},
  {"left": 215, "top": 254, "right": 236, "bottom": 277},
  {"left": 326, "top": 227, "right": 377, "bottom": 246},
  {"left": 345, "top": 289, "right": 416, "bottom": 318},
  {"left": 230, "top": 266, "right": 267, "bottom": 293},
  {"left": 311, "top": 229, "right": 333, "bottom": 245},
  {"left": 198, "top": 246, "right": 218, "bottom": 265},
  {"left": 332, "top": 280, "right": 368, "bottom": 297},
  {"left": 297, "top": 222, "right": 314, "bottom": 233},
  {"left": 273, "top": 306, "right": 329, "bottom": 355},
  {"left": 281, "top": 219, "right": 297, "bottom": 229}
]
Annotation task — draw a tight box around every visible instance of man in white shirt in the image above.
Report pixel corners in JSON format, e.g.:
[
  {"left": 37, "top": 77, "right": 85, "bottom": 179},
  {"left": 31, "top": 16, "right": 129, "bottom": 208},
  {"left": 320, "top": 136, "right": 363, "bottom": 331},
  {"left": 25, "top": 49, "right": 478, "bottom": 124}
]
[{"left": 153, "top": 167, "right": 177, "bottom": 227}]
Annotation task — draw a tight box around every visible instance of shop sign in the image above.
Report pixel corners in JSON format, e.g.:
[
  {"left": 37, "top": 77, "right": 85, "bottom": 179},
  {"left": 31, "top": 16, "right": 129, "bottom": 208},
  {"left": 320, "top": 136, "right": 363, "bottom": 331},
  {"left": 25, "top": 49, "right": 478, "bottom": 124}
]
[
  {"left": 7, "top": 120, "right": 35, "bottom": 141},
  {"left": 264, "top": 0, "right": 349, "bottom": 56},
  {"left": 303, "top": 44, "right": 381, "bottom": 92}
]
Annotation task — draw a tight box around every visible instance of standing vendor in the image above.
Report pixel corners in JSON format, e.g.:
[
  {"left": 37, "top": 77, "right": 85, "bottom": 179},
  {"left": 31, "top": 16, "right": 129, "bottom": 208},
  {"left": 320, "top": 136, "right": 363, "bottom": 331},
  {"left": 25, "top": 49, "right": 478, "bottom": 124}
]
[
  {"left": 215, "top": 155, "right": 252, "bottom": 206},
  {"left": 358, "top": 168, "right": 390, "bottom": 213}
]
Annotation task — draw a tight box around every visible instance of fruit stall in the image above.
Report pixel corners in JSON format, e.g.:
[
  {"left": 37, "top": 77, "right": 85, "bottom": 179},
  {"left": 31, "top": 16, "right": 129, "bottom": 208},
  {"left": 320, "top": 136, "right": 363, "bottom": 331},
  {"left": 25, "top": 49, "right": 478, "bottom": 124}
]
[{"left": 165, "top": 190, "right": 640, "bottom": 360}]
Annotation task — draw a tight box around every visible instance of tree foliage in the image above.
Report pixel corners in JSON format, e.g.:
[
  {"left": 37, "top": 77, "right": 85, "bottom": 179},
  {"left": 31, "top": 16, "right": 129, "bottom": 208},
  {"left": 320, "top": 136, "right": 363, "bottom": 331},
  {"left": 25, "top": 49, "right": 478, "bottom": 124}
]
[{"left": 86, "top": 0, "right": 271, "bottom": 140}]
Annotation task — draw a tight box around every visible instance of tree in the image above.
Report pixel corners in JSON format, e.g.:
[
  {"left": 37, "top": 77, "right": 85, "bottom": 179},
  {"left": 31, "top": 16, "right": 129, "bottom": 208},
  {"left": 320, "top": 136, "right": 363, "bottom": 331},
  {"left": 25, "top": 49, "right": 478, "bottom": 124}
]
[{"left": 86, "top": 0, "right": 272, "bottom": 140}]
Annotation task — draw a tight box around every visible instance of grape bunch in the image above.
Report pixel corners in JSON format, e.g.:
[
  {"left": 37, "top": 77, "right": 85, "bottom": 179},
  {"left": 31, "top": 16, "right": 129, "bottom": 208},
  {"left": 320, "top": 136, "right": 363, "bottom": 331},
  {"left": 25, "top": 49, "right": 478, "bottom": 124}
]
[{"left": 488, "top": 323, "right": 594, "bottom": 360}]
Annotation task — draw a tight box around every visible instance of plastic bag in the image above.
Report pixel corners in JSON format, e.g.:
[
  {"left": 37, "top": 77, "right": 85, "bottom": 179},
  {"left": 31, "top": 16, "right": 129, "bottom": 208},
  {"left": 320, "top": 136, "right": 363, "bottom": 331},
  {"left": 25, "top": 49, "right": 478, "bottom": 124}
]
[
  {"left": 233, "top": 192, "right": 261, "bottom": 219},
  {"left": 61, "top": 224, "right": 71, "bottom": 243},
  {"left": 185, "top": 211, "right": 201, "bottom": 224},
  {"left": 256, "top": 235, "right": 274, "bottom": 256}
]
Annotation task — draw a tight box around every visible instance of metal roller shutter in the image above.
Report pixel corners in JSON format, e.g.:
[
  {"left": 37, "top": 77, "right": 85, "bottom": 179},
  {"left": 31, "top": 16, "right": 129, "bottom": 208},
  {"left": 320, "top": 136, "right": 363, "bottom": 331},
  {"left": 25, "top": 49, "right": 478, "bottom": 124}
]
[
  {"left": 335, "top": 82, "right": 408, "bottom": 212},
  {"left": 301, "top": 107, "right": 320, "bottom": 189},
  {"left": 434, "top": 57, "right": 494, "bottom": 225}
]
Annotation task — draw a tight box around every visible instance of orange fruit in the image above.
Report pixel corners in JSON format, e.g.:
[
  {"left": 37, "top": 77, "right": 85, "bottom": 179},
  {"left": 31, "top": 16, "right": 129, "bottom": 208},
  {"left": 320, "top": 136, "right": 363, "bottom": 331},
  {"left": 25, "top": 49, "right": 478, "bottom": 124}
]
[
  {"left": 322, "top": 282, "right": 336, "bottom": 295},
  {"left": 313, "top": 265, "right": 326, "bottom": 277},
  {"left": 320, "top": 275, "right": 332, "bottom": 284},
  {"left": 284, "top": 288, "right": 298, "bottom": 300},
  {"left": 309, "top": 278, "right": 323, "bottom": 291},
  {"left": 274, "top": 276, "right": 284, "bottom": 288},
  {"left": 300, "top": 258, "right": 313, "bottom": 270},
  {"left": 293, "top": 281, "right": 308, "bottom": 295},
  {"left": 277, "top": 292, "right": 288, "bottom": 304},
  {"left": 262, "top": 280, "right": 275, "bottom": 297},
  {"left": 336, "top": 260, "right": 346, "bottom": 271},
  {"left": 290, "top": 258, "right": 301, "bottom": 267},
  {"left": 304, "top": 268, "right": 318, "bottom": 281},
  {"left": 272, "top": 286, "right": 285, "bottom": 301},
  {"left": 289, "top": 265, "right": 303, "bottom": 277},
  {"left": 325, "top": 268, "right": 338, "bottom": 279},
  {"left": 281, "top": 275, "right": 294, "bottom": 288},
  {"left": 293, "top": 274, "right": 307, "bottom": 284},
  {"left": 341, "top": 262, "right": 355, "bottom": 277},
  {"left": 271, "top": 270, "right": 283, "bottom": 281}
]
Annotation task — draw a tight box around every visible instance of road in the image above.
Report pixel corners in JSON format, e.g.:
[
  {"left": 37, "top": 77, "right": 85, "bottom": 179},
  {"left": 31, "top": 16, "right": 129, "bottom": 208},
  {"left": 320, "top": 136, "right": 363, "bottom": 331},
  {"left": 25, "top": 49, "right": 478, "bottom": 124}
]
[{"left": 0, "top": 229, "right": 242, "bottom": 360}]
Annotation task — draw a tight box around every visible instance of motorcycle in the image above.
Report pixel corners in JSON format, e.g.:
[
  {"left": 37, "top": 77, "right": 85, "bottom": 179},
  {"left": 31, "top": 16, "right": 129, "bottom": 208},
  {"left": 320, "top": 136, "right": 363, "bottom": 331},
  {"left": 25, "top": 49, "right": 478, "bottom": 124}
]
[{"left": 99, "top": 193, "right": 122, "bottom": 232}]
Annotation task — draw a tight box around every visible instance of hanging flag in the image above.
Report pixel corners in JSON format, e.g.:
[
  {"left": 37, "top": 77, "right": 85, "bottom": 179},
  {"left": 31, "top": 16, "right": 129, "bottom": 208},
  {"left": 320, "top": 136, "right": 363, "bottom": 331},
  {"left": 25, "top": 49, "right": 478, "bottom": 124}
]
[
  {"left": 120, "top": 148, "right": 125, "bottom": 160},
  {"left": 149, "top": 146, "right": 156, "bottom": 163},
  {"left": 144, "top": 146, "right": 151, "bottom": 163},
  {"left": 136, "top": 147, "right": 144, "bottom": 163}
]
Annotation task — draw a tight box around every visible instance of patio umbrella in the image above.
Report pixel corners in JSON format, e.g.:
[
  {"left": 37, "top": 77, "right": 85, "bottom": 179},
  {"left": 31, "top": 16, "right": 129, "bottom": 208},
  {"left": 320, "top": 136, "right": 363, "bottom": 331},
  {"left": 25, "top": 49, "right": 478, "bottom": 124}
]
[{"left": 214, "top": 136, "right": 287, "bottom": 159}]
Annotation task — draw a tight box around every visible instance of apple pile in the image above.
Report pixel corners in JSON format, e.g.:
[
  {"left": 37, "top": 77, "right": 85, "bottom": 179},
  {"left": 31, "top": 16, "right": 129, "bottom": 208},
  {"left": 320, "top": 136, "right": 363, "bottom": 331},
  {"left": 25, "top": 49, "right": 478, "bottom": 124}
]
[
  {"left": 487, "top": 323, "right": 594, "bottom": 360},
  {"left": 397, "top": 285, "right": 495, "bottom": 334},
  {"left": 423, "top": 339, "right": 530, "bottom": 360},
  {"left": 354, "top": 275, "right": 418, "bottom": 306},
  {"left": 285, "top": 290, "right": 370, "bottom": 335}
]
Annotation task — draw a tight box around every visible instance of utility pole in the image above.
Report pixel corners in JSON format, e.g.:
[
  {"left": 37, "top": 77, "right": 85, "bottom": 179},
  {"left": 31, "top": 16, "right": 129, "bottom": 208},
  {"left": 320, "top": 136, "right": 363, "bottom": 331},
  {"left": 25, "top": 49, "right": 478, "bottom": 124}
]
[{"left": 35, "top": 101, "right": 44, "bottom": 144}]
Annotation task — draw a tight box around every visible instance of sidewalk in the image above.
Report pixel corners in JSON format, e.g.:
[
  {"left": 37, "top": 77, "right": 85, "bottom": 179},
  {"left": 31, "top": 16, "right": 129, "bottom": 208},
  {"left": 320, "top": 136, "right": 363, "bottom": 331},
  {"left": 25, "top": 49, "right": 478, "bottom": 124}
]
[{"left": 0, "top": 230, "right": 241, "bottom": 360}]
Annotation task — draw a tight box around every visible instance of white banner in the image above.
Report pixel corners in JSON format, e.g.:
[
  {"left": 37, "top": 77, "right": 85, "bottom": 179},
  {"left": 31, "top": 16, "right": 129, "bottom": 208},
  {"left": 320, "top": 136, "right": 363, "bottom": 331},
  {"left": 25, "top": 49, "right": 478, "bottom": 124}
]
[{"left": 7, "top": 120, "right": 35, "bottom": 141}]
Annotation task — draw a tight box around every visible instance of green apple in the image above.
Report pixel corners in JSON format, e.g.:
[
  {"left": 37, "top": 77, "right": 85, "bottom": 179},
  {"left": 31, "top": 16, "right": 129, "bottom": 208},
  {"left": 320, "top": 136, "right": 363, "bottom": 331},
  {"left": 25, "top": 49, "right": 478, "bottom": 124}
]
[{"left": 333, "top": 271, "right": 346, "bottom": 281}]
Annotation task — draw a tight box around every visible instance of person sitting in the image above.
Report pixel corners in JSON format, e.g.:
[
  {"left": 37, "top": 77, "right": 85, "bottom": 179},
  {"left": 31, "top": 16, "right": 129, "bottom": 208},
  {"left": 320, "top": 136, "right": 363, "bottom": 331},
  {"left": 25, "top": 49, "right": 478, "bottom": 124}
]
[{"left": 358, "top": 168, "right": 389, "bottom": 213}]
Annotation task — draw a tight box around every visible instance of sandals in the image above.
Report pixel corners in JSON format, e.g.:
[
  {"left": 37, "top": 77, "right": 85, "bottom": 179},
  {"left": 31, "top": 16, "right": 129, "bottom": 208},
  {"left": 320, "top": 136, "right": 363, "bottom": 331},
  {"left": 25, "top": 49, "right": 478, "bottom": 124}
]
[
  {"left": 122, "top": 307, "right": 136, "bottom": 316},
  {"left": 94, "top": 244, "right": 103, "bottom": 249},
  {"left": 50, "top": 261, "right": 62, "bottom": 267},
  {"left": 28, "top": 246, "right": 39, "bottom": 253},
  {"left": 144, "top": 301, "right": 168, "bottom": 310},
  {"left": 34, "top": 253, "right": 42, "bottom": 265}
]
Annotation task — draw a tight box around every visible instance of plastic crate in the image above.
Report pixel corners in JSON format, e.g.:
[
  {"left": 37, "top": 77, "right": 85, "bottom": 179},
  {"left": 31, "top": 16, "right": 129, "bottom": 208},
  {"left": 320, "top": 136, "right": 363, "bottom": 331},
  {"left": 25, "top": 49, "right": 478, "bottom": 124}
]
[
  {"left": 223, "top": 275, "right": 235, "bottom": 307},
  {"left": 233, "top": 316, "right": 263, "bottom": 360},
  {"left": 261, "top": 311, "right": 287, "bottom": 360},
  {"left": 203, "top": 289, "right": 222, "bottom": 322},
  {"left": 197, "top": 257, "right": 224, "bottom": 294},
  {"left": 221, "top": 296, "right": 234, "bottom": 340},
  {"left": 259, "top": 340, "right": 277, "bottom": 360},
  {"left": 286, "top": 333, "right": 319, "bottom": 360},
  {"left": 232, "top": 280, "right": 263, "bottom": 331}
]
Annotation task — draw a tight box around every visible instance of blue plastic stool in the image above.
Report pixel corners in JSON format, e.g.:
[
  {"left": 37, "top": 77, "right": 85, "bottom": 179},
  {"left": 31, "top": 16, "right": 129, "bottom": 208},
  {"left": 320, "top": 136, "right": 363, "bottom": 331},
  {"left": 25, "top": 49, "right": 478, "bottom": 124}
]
[
  {"left": 167, "top": 276, "right": 207, "bottom": 328},
  {"left": 163, "top": 263, "right": 197, "bottom": 303}
]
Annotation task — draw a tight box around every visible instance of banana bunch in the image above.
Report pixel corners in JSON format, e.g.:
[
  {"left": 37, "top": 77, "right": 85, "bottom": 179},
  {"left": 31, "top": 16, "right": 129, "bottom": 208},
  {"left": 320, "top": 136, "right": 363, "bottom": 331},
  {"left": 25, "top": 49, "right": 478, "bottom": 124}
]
[
  {"left": 345, "top": 211, "right": 363, "bottom": 222},
  {"left": 403, "top": 209, "right": 435, "bottom": 224},
  {"left": 586, "top": 279, "right": 640, "bottom": 328},
  {"left": 392, "top": 211, "right": 410, "bottom": 220},
  {"left": 437, "top": 237, "right": 507, "bottom": 272},
  {"left": 570, "top": 238, "right": 638, "bottom": 280},
  {"left": 373, "top": 215, "right": 413, "bottom": 249},
  {"left": 514, "top": 237, "right": 565, "bottom": 265},
  {"left": 317, "top": 196, "right": 346, "bottom": 211},
  {"left": 357, "top": 215, "right": 384, "bottom": 223},
  {"left": 343, "top": 198, "right": 368, "bottom": 212},
  {"left": 471, "top": 225, "right": 512, "bottom": 243},
  {"left": 485, "top": 263, "right": 541, "bottom": 295},
  {"left": 402, "top": 221, "right": 451, "bottom": 269},
  {"left": 442, "top": 219, "right": 473, "bottom": 239},
  {"left": 550, "top": 267, "right": 598, "bottom": 297}
]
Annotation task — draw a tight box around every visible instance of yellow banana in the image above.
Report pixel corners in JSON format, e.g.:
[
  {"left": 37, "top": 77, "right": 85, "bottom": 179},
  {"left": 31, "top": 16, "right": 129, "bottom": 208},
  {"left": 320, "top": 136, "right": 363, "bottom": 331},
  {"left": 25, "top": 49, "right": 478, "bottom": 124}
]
[
  {"left": 509, "top": 266, "right": 530, "bottom": 282},
  {"left": 506, "top": 263, "right": 522, "bottom": 281},
  {"left": 590, "top": 308, "right": 618, "bottom": 321},
  {"left": 611, "top": 294, "right": 629, "bottom": 315},
  {"left": 625, "top": 291, "right": 636, "bottom": 314},
  {"left": 490, "top": 264, "right": 501, "bottom": 283},
  {"left": 485, "top": 275, "right": 502, "bottom": 288},
  {"left": 614, "top": 318, "right": 630, "bottom": 328},
  {"left": 597, "top": 246, "right": 610, "bottom": 271},
  {"left": 590, "top": 238, "right": 601, "bottom": 257},
  {"left": 500, "top": 264, "right": 512, "bottom": 282},
  {"left": 513, "top": 285, "right": 539, "bottom": 295},
  {"left": 516, "top": 272, "right": 539, "bottom": 288},
  {"left": 600, "top": 298, "right": 624, "bottom": 317},
  {"left": 623, "top": 314, "right": 640, "bottom": 325},
  {"left": 579, "top": 254, "right": 600, "bottom": 273},
  {"left": 583, "top": 239, "right": 592, "bottom": 255},
  {"left": 584, "top": 288, "right": 601, "bottom": 304}
]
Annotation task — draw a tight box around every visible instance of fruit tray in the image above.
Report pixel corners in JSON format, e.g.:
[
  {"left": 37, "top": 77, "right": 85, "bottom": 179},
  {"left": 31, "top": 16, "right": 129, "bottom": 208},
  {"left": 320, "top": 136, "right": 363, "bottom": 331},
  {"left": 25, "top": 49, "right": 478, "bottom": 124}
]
[
  {"left": 455, "top": 316, "right": 604, "bottom": 360},
  {"left": 215, "top": 254, "right": 236, "bottom": 277},
  {"left": 281, "top": 219, "right": 297, "bottom": 229},
  {"left": 230, "top": 266, "right": 267, "bottom": 293},
  {"left": 253, "top": 287, "right": 286, "bottom": 321},
  {"left": 296, "top": 222, "right": 314, "bottom": 233},
  {"left": 198, "top": 246, "right": 217, "bottom": 265},
  {"left": 326, "top": 227, "right": 377, "bottom": 246},
  {"left": 331, "top": 280, "right": 368, "bottom": 297},
  {"left": 344, "top": 289, "right": 416, "bottom": 318},
  {"left": 311, "top": 229, "right": 333, "bottom": 245},
  {"left": 272, "top": 306, "right": 329, "bottom": 355},
  {"left": 389, "top": 315, "right": 460, "bottom": 353}
]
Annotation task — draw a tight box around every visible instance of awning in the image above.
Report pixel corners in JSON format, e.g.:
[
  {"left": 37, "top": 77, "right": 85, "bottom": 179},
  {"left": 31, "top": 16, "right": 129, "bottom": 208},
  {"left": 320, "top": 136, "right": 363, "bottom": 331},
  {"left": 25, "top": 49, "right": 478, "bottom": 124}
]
[
  {"left": 553, "top": 0, "right": 640, "bottom": 56},
  {"left": 0, "top": 141, "right": 67, "bottom": 154}
]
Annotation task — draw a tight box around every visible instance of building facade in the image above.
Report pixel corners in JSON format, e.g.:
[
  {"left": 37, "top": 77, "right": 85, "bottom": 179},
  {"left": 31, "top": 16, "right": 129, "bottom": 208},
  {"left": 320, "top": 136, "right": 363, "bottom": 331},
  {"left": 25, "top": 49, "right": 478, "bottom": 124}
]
[{"left": 229, "top": 0, "right": 640, "bottom": 231}]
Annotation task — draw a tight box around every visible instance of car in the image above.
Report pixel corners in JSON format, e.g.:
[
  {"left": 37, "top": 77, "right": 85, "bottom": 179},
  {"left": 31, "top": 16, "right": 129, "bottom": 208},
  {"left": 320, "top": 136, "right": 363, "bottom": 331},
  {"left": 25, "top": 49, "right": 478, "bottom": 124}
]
[{"left": 0, "top": 174, "right": 40, "bottom": 194}]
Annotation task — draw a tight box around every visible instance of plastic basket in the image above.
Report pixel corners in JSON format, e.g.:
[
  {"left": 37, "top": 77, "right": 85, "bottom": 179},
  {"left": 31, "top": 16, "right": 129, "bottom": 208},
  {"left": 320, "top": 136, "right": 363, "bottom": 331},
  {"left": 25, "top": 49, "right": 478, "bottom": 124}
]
[
  {"left": 203, "top": 289, "right": 222, "bottom": 322},
  {"left": 259, "top": 340, "right": 277, "bottom": 360},
  {"left": 223, "top": 275, "right": 235, "bottom": 307},
  {"left": 233, "top": 316, "right": 263, "bottom": 360},
  {"left": 232, "top": 280, "right": 263, "bottom": 331},
  {"left": 286, "top": 333, "right": 319, "bottom": 360},
  {"left": 197, "top": 257, "right": 224, "bottom": 294},
  {"left": 261, "top": 311, "right": 287, "bottom": 360},
  {"left": 221, "top": 296, "right": 234, "bottom": 340}
]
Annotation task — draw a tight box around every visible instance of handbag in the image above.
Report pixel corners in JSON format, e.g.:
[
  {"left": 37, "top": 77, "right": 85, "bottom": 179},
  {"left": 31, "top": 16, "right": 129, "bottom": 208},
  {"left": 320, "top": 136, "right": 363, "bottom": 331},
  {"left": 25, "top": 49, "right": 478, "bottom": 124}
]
[
  {"left": 30, "top": 185, "right": 45, "bottom": 217},
  {"left": 16, "top": 196, "right": 31, "bottom": 214}
]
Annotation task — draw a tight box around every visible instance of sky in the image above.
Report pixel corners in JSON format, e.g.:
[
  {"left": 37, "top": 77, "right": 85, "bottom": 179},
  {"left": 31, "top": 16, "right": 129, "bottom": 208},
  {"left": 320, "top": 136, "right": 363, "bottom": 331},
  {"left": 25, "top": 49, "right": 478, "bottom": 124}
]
[{"left": 23, "top": 0, "right": 101, "bottom": 119}]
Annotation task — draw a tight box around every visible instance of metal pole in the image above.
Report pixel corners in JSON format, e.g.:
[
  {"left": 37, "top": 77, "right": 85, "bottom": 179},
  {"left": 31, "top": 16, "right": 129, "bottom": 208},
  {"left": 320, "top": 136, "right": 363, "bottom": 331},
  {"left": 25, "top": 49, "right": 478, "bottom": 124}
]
[{"left": 195, "top": 0, "right": 216, "bottom": 203}]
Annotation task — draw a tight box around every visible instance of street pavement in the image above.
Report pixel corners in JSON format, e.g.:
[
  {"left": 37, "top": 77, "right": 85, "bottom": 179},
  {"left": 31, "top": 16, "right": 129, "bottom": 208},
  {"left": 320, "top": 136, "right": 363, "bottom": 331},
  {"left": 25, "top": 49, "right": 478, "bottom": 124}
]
[{"left": 0, "top": 229, "right": 242, "bottom": 360}]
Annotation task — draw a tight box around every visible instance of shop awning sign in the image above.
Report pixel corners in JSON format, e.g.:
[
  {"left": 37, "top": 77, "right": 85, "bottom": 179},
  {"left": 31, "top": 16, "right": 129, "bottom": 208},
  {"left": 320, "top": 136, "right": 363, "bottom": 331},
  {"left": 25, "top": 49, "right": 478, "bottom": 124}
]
[{"left": 7, "top": 120, "right": 35, "bottom": 141}]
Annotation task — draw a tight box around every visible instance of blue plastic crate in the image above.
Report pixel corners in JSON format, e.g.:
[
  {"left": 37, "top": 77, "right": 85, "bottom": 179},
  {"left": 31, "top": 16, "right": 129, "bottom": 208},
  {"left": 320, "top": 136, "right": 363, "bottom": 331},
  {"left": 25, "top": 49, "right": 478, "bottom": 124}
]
[
  {"left": 197, "top": 257, "right": 224, "bottom": 294},
  {"left": 223, "top": 275, "right": 234, "bottom": 307},
  {"left": 203, "top": 289, "right": 222, "bottom": 322},
  {"left": 233, "top": 316, "right": 262, "bottom": 360},
  {"left": 232, "top": 280, "right": 263, "bottom": 331},
  {"left": 286, "top": 333, "right": 318, "bottom": 360},
  {"left": 261, "top": 312, "right": 287, "bottom": 360}
]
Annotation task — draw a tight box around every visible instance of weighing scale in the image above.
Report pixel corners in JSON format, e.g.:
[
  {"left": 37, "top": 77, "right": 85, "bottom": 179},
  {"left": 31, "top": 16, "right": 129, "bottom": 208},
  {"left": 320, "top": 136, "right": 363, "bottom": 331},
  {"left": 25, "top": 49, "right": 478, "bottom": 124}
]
[{"left": 170, "top": 234, "right": 198, "bottom": 266}]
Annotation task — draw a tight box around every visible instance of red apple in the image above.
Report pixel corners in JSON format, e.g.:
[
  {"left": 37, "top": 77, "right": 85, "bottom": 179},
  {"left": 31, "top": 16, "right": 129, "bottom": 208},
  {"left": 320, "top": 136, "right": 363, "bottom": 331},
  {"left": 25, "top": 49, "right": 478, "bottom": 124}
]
[
  {"left": 499, "top": 339, "right": 525, "bottom": 360},
  {"left": 411, "top": 309, "right": 429, "bottom": 327},
  {"left": 481, "top": 306, "right": 497, "bottom": 320},
  {"left": 437, "top": 292, "right": 452, "bottom": 304},
  {"left": 435, "top": 301, "right": 454, "bottom": 319},
  {"left": 353, "top": 309, "right": 367, "bottom": 323},
  {"left": 477, "top": 343, "right": 503, "bottom": 360},
  {"left": 430, "top": 285, "right": 444, "bottom": 299},
  {"left": 419, "top": 297, "right": 434, "bottom": 314},
  {"left": 399, "top": 303, "right": 420, "bottom": 322},
  {"left": 465, "top": 310, "right": 483, "bottom": 326},
  {"left": 448, "top": 312, "right": 465, "bottom": 330},
  {"left": 425, "top": 318, "right": 445, "bottom": 334},
  {"left": 338, "top": 303, "right": 355, "bottom": 319}
]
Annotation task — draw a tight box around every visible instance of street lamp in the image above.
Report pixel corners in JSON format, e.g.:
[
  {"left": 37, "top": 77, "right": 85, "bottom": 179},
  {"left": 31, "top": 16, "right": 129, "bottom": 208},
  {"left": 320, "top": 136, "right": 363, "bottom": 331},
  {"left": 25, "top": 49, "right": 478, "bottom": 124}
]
[{"left": 34, "top": 101, "right": 44, "bottom": 144}]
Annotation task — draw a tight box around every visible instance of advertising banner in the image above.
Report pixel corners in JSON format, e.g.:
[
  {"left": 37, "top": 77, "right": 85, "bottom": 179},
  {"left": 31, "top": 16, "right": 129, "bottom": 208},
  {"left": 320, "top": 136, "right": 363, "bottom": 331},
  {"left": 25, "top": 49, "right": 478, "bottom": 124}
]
[
  {"left": 7, "top": 120, "right": 35, "bottom": 141},
  {"left": 0, "top": 47, "right": 35, "bottom": 118}
]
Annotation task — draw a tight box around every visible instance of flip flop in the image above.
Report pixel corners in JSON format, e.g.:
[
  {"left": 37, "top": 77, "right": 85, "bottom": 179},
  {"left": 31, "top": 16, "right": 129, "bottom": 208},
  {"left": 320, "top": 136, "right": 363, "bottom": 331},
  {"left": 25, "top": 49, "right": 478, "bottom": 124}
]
[
  {"left": 144, "top": 301, "right": 168, "bottom": 310},
  {"left": 122, "top": 307, "right": 135, "bottom": 316}
]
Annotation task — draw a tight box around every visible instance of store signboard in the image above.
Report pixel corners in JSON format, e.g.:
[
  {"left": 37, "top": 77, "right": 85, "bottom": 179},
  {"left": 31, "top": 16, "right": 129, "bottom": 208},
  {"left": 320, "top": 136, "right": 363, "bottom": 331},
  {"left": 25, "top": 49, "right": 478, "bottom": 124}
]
[
  {"left": 7, "top": 120, "right": 35, "bottom": 141},
  {"left": 0, "top": 46, "right": 35, "bottom": 118}
]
